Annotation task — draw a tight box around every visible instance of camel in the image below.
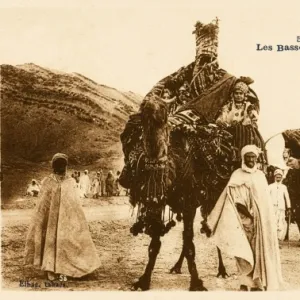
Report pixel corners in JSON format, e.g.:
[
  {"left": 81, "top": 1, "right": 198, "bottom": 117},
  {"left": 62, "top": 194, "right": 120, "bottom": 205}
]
[
  {"left": 119, "top": 19, "right": 268, "bottom": 291},
  {"left": 119, "top": 94, "right": 234, "bottom": 291}
]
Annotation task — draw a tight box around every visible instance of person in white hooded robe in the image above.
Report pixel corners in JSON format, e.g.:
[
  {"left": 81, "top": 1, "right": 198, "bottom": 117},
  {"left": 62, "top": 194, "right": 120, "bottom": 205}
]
[
  {"left": 79, "top": 170, "right": 91, "bottom": 198},
  {"left": 202, "top": 145, "right": 285, "bottom": 291},
  {"left": 268, "top": 169, "right": 291, "bottom": 241},
  {"left": 26, "top": 179, "right": 41, "bottom": 197}
]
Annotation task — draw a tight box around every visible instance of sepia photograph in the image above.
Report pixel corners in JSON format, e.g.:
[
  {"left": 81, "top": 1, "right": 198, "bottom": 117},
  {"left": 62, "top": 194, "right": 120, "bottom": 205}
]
[{"left": 1, "top": 0, "right": 300, "bottom": 296}]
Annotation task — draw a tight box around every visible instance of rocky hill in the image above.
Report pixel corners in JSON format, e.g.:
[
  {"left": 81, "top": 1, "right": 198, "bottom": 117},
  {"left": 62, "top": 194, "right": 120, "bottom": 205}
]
[{"left": 0, "top": 63, "right": 143, "bottom": 201}]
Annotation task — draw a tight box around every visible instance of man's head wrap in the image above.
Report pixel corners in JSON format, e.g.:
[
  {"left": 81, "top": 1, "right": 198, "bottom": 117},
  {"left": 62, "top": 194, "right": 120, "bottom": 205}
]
[
  {"left": 234, "top": 81, "right": 249, "bottom": 94},
  {"left": 51, "top": 153, "right": 68, "bottom": 168},
  {"left": 241, "top": 145, "right": 261, "bottom": 158},
  {"left": 274, "top": 169, "right": 284, "bottom": 177},
  {"left": 241, "top": 145, "right": 261, "bottom": 173}
]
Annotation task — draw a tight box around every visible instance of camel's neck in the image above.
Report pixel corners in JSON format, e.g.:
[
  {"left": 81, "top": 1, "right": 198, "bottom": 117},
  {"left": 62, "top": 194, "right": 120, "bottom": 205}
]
[{"left": 143, "top": 123, "right": 169, "bottom": 161}]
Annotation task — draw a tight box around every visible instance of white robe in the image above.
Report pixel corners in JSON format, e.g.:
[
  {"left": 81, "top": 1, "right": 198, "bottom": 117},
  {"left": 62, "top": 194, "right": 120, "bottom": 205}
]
[
  {"left": 268, "top": 182, "right": 291, "bottom": 240},
  {"left": 79, "top": 174, "right": 91, "bottom": 198},
  {"left": 216, "top": 101, "right": 257, "bottom": 127},
  {"left": 27, "top": 184, "right": 40, "bottom": 195},
  {"left": 207, "top": 168, "right": 285, "bottom": 290},
  {"left": 91, "top": 178, "right": 101, "bottom": 196}
]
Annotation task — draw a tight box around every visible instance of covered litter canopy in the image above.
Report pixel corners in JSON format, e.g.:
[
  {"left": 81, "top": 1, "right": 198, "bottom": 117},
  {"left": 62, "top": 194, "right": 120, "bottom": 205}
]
[
  {"left": 282, "top": 129, "right": 300, "bottom": 158},
  {"left": 178, "top": 73, "right": 260, "bottom": 124}
]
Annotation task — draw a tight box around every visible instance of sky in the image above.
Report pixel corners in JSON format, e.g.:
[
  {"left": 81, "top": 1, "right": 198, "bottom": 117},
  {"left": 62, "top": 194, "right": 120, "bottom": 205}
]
[{"left": 1, "top": 0, "right": 300, "bottom": 166}]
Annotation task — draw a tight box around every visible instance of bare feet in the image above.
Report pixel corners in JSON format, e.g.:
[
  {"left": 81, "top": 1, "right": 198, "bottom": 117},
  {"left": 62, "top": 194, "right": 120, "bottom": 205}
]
[{"left": 47, "top": 271, "right": 57, "bottom": 281}]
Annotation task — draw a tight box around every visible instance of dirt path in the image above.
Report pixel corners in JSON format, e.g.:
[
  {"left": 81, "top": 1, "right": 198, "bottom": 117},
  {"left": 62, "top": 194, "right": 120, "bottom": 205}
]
[
  {"left": 2, "top": 197, "right": 300, "bottom": 291},
  {"left": 1, "top": 200, "right": 133, "bottom": 227}
]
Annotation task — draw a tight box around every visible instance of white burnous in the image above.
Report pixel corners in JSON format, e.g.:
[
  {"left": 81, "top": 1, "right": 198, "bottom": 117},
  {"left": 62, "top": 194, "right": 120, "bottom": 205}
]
[{"left": 205, "top": 145, "right": 285, "bottom": 291}]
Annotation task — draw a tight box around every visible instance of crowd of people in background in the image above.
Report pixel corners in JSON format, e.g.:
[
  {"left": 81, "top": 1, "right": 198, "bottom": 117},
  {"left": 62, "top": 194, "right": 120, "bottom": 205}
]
[
  {"left": 24, "top": 157, "right": 292, "bottom": 243},
  {"left": 26, "top": 179, "right": 41, "bottom": 197},
  {"left": 26, "top": 169, "right": 125, "bottom": 199},
  {"left": 71, "top": 169, "right": 123, "bottom": 198}
]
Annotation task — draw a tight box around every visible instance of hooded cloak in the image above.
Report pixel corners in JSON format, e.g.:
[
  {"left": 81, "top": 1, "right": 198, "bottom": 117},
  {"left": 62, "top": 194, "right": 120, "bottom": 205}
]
[
  {"left": 24, "top": 154, "right": 101, "bottom": 277},
  {"left": 206, "top": 147, "right": 285, "bottom": 290}
]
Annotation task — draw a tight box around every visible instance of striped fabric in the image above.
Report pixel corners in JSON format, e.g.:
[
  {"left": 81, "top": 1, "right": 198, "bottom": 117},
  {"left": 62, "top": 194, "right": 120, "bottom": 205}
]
[
  {"left": 120, "top": 19, "right": 267, "bottom": 212},
  {"left": 168, "top": 109, "right": 201, "bottom": 128},
  {"left": 190, "top": 61, "right": 227, "bottom": 98},
  {"left": 227, "top": 124, "right": 267, "bottom": 164},
  {"left": 145, "top": 62, "right": 195, "bottom": 100},
  {"left": 190, "top": 19, "right": 226, "bottom": 98},
  {"left": 181, "top": 73, "right": 236, "bottom": 123},
  {"left": 193, "top": 20, "right": 219, "bottom": 59}
]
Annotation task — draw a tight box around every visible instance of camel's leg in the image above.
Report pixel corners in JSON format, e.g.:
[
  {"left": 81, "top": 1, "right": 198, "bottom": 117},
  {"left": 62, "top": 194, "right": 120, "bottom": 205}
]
[
  {"left": 170, "top": 212, "right": 185, "bottom": 274},
  {"left": 170, "top": 247, "right": 185, "bottom": 274},
  {"left": 284, "top": 222, "right": 291, "bottom": 241},
  {"left": 296, "top": 217, "right": 300, "bottom": 242},
  {"left": 216, "top": 247, "right": 229, "bottom": 278},
  {"left": 183, "top": 208, "right": 207, "bottom": 291},
  {"left": 295, "top": 211, "right": 300, "bottom": 235},
  {"left": 284, "top": 212, "right": 300, "bottom": 241},
  {"left": 131, "top": 234, "right": 161, "bottom": 291}
]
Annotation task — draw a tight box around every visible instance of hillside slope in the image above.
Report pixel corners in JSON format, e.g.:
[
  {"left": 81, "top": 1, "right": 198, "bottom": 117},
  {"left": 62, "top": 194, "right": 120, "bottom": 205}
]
[{"left": 0, "top": 63, "right": 143, "bottom": 201}]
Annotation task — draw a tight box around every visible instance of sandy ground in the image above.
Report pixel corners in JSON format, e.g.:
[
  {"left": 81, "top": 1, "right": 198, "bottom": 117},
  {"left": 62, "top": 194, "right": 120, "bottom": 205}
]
[{"left": 1, "top": 196, "right": 300, "bottom": 292}]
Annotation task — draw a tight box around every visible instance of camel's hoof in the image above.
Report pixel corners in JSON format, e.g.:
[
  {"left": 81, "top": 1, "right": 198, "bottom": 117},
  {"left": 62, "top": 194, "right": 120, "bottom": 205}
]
[
  {"left": 189, "top": 279, "right": 207, "bottom": 291},
  {"left": 240, "top": 285, "right": 248, "bottom": 291},
  {"left": 200, "top": 221, "right": 212, "bottom": 237},
  {"left": 170, "top": 266, "right": 182, "bottom": 274},
  {"left": 250, "top": 287, "right": 264, "bottom": 291},
  {"left": 217, "top": 269, "right": 229, "bottom": 279},
  {"left": 131, "top": 276, "right": 150, "bottom": 291}
]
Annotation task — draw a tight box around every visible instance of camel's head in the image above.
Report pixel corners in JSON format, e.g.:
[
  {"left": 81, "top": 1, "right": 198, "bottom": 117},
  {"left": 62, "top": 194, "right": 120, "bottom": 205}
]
[{"left": 140, "top": 95, "right": 169, "bottom": 163}]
